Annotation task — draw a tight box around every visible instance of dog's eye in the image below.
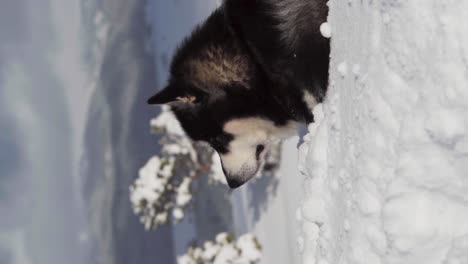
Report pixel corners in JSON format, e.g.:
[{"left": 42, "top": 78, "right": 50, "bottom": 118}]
[{"left": 218, "top": 134, "right": 233, "bottom": 144}]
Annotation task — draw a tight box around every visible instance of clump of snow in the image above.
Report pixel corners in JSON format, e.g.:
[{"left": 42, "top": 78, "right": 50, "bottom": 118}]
[
  {"left": 209, "top": 153, "right": 227, "bottom": 184},
  {"left": 151, "top": 106, "right": 197, "bottom": 161},
  {"left": 236, "top": 234, "right": 263, "bottom": 263},
  {"left": 352, "top": 64, "right": 361, "bottom": 77},
  {"left": 129, "top": 155, "right": 193, "bottom": 229},
  {"left": 172, "top": 207, "right": 184, "bottom": 220},
  {"left": 178, "top": 233, "right": 262, "bottom": 264},
  {"left": 299, "top": 1, "right": 468, "bottom": 263},
  {"left": 337, "top": 61, "right": 348, "bottom": 77},
  {"left": 130, "top": 106, "right": 198, "bottom": 229},
  {"left": 151, "top": 106, "right": 185, "bottom": 136},
  {"left": 176, "top": 177, "right": 192, "bottom": 207},
  {"left": 320, "top": 22, "right": 332, "bottom": 38}
]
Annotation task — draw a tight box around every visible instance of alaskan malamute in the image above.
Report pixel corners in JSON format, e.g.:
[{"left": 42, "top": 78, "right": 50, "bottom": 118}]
[{"left": 148, "top": 0, "right": 329, "bottom": 188}]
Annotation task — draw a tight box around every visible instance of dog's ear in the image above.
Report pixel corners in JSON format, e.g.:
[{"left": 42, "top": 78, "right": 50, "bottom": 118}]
[
  {"left": 147, "top": 85, "right": 179, "bottom": 105},
  {"left": 147, "top": 85, "right": 200, "bottom": 106}
]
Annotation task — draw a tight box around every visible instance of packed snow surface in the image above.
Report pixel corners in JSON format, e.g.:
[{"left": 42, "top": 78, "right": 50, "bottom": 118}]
[{"left": 299, "top": 0, "right": 468, "bottom": 264}]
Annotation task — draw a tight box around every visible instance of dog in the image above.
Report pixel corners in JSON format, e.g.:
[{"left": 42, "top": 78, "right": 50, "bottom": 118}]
[{"left": 148, "top": 0, "right": 329, "bottom": 188}]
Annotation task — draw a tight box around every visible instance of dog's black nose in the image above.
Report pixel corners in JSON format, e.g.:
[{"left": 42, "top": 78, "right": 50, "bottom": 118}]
[
  {"left": 221, "top": 160, "right": 245, "bottom": 189},
  {"left": 226, "top": 178, "right": 243, "bottom": 189},
  {"left": 222, "top": 167, "right": 243, "bottom": 188}
]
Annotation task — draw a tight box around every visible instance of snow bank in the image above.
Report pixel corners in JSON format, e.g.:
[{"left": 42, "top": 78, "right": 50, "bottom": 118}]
[{"left": 299, "top": 1, "right": 468, "bottom": 263}]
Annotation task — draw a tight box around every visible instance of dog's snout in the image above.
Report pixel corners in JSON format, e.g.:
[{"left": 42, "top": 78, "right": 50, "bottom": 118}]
[
  {"left": 218, "top": 147, "right": 262, "bottom": 189},
  {"left": 226, "top": 177, "right": 244, "bottom": 189},
  {"left": 221, "top": 164, "right": 228, "bottom": 177},
  {"left": 221, "top": 164, "right": 244, "bottom": 189}
]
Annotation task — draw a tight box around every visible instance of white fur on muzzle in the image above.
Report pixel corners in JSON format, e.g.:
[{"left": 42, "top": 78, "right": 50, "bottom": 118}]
[{"left": 219, "top": 117, "right": 297, "bottom": 188}]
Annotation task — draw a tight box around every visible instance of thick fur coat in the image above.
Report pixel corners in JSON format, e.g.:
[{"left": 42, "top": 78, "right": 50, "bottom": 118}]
[{"left": 148, "top": 0, "right": 329, "bottom": 188}]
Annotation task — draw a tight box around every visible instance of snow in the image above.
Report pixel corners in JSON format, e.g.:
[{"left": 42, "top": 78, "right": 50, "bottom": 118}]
[
  {"left": 172, "top": 208, "right": 185, "bottom": 221},
  {"left": 337, "top": 62, "right": 348, "bottom": 77},
  {"left": 151, "top": 106, "right": 197, "bottom": 161},
  {"left": 176, "top": 177, "right": 193, "bottom": 208},
  {"left": 299, "top": 0, "right": 468, "bottom": 263},
  {"left": 210, "top": 153, "right": 228, "bottom": 184},
  {"left": 177, "top": 233, "right": 262, "bottom": 264},
  {"left": 236, "top": 234, "right": 263, "bottom": 262},
  {"left": 151, "top": 106, "right": 186, "bottom": 137},
  {"left": 320, "top": 22, "right": 332, "bottom": 39},
  {"left": 129, "top": 156, "right": 177, "bottom": 229},
  {"left": 130, "top": 145, "right": 196, "bottom": 228},
  {"left": 352, "top": 64, "right": 361, "bottom": 77}
]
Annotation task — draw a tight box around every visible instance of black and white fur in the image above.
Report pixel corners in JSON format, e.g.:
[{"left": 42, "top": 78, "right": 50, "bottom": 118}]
[{"left": 148, "top": 0, "right": 329, "bottom": 188}]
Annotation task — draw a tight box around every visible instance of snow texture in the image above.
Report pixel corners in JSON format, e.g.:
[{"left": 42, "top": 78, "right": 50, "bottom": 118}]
[
  {"left": 299, "top": 1, "right": 468, "bottom": 264},
  {"left": 130, "top": 154, "right": 194, "bottom": 228},
  {"left": 210, "top": 153, "right": 228, "bottom": 184},
  {"left": 151, "top": 106, "right": 197, "bottom": 161},
  {"left": 320, "top": 22, "right": 332, "bottom": 39},
  {"left": 177, "top": 233, "right": 262, "bottom": 264},
  {"left": 130, "top": 107, "right": 198, "bottom": 229}
]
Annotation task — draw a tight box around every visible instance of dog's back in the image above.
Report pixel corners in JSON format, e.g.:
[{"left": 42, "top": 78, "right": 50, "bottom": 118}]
[{"left": 226, "top": 0, "right": 330, "bottom": 103}]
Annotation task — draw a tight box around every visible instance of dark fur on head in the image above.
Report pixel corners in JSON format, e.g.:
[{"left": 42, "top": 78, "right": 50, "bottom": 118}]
[{"left": 148, "top": 0, "right": 329, "bottom": 188}]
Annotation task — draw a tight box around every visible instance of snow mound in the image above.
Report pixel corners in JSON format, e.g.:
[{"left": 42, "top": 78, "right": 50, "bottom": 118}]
[{"left": 299, "top": 1, "right": 468, "bottom": 263}]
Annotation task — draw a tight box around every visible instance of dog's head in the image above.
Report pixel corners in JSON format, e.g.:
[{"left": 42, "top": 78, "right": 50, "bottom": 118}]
[{"left": 148, "top": 29, "right": 296, "bottom": 187}]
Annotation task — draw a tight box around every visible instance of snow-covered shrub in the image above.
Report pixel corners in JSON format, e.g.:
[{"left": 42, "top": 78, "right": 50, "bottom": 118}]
[
  {"left": 130, "top": 106, "right": 211, "bottom": 230},
  {"left": 130, "top": 155, "right": 192, "bottom": 229},
  {"left": 177, "top": 233, "right": 262, "bottom": 264}
]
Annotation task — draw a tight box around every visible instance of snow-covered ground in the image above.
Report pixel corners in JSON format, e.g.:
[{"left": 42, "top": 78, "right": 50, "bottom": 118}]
[{"left": 299, "top": 1, "right": 468, "bottom": 263}]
